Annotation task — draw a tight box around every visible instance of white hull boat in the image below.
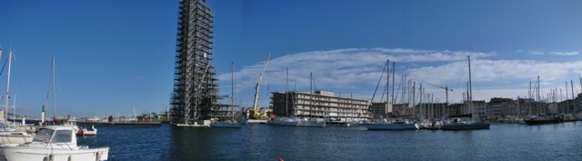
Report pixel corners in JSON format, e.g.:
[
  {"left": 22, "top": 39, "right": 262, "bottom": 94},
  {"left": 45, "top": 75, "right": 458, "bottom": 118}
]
[
  {"left": 80, "top": 125, "right": 98, "bottom": 136},
  {"left": 2, "top": 126, "right": 109, "bottom": 161},
  {"left": 267, "top": 118, "right": 299, "bottom": 127},
  {"left": 0, "top": 132, "right": 34, "bottom": 145},
  {"left": 297, "top": 120, "right": 325, "bottom": 127},
  {"left": 363, "top": 121, "right": 419, "bottom": 130}
]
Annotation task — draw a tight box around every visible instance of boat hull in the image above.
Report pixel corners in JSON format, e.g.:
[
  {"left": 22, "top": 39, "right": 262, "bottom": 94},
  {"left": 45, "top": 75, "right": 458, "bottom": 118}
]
[
  {"left": 210, "top": 122, "right": 243, "bottom": 128},
  {"left": 441, "top": 123, "right": 490, "bottom": 130},
  {"left": 267, "top": 120, "right": 299, "bottom": 127},
  {"left": 363, "top": 123, "right": 419, "bottom": 130},
  {"left": 2, "top": 146, "right": 109, "bottom": 161},
  {"left": 524, "top": 119, "right": 561, "bottom": 125},
  {"left": 0, "top": 132, "right": 34, "bottom": 145}
]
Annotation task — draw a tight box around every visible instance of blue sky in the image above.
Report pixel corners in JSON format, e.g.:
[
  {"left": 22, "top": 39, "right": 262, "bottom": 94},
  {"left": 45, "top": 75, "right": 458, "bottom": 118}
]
[{"left": 1, "top": 0, "right": 582, "bottom": 118}]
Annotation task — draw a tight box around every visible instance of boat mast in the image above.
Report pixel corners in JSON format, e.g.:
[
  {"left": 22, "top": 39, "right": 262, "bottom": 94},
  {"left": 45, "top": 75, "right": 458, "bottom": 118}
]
[
  {"left": 231, "top": 62, "right": 234, "bottom": 121},
  {"left": 5, "top": 50, "right": 12, "bottom": 123},
  {"left": 467, "top": 56, "right": 473, "bottom": 120},
  {"left": 52, "top": 56, "right": 57, "bottom": 118},
  {"left": 386, "top": 60, "right": 390, "bottom": 114},
  {"left": 285, "top": 67, "right": 288, "bottom": 117}
]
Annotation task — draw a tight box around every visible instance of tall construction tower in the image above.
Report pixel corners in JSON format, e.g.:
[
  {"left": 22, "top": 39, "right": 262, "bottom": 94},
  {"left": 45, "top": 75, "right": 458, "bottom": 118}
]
[{"left": 171, "top": 0, "right": 219, "bottom": 125}]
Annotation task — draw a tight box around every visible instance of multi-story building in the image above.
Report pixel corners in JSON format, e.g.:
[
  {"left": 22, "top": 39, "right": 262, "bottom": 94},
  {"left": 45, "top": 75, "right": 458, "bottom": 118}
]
[
  {"left": 271, "top": 91, "right": 370, "bottom": 122},
  {"left": 444, "top": 103, "right": 464, "bottom": 117},
  {"left": 170, "top": 0, "right": 219, "bottom": 125},
  {"left": 486, "top": 97, "right": 515, "bottom": 120}
]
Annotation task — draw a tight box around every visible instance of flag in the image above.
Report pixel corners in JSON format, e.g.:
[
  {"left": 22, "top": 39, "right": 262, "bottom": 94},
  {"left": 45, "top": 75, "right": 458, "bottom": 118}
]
[{"left": 42, "top": 105, "right": 45, "bottom": 112}]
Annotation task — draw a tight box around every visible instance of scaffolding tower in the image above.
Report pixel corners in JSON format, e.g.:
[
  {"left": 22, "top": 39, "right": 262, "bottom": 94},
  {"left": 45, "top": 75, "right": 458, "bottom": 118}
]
[{"left": 171, "top": 0, "right": 219, "bottom": 125}]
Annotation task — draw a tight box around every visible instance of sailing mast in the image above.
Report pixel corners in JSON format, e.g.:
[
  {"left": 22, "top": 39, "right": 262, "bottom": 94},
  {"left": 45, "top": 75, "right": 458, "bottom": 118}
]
[
  {"left": 52, "top": 56, "right": 57, "bottom": 119},
  {"left": 285, "top": 67, "right": 288, "bottom": 117},
  {"left": 231, "top": 62, "right": 235, "bottom": 121},
  {"left": 467, "top": 56, "right": 473, "bottom": 121},
  {"left": 4, "top": 50, "right": 12, "bottom": 123}
]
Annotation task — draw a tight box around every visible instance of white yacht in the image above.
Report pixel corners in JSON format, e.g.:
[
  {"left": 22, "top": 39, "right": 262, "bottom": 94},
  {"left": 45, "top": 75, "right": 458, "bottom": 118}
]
[
  {"left": 267, "top": 117, "right": 299, "bottom": 127},
  {"left": 362, "top": 120, "right": 419, "bottom": 130},
  {"left": 2, "top": 125, "right": 109, "bottom": 161}
]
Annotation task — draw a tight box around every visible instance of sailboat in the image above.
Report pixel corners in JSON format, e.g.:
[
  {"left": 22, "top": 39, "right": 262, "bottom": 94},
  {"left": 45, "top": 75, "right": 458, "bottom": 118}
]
[
  {"left": 362, "top": 60, "right": 419, "bottom": 130},
  {"left": 210, "top": 62, "right": 242, "bottom": 128},
  {"left": 441, "top": 56, "right": 490, "bottom": 130},
  {"left": 1, "top": 56, "right": 110, "bottom": 161},
  {"left": 0, "top": 49, "right": 35, "bottom": 146},
  {"left": 267, "top": 67, "right": 300, "bottom": 127}
]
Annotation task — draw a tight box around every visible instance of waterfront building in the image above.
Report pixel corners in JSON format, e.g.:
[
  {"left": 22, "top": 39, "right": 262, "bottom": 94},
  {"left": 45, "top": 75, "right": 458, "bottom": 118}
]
[
  {"left": 444, "top": 103, "right": 468, "bottom": 117},
  {"left": 413, "top": 103, "right": 447, "bottom": 119},
  {"left": 271, "top": 91, "right": 370, "bottom": 122},
  {"left": 370, "top": 102, "right": 392, "bottom": 119},
  {"left": 170, "top": 0, "right": 219, "bottom": 125},
  {"left": 558, "top": 99, "right": 577, "bottom": 114},
  {"left": 486, "top": 97, "right": 516, "bottom": 120},
  {"left": 472, "top": 100, "right": 487, "bottom": 119}
]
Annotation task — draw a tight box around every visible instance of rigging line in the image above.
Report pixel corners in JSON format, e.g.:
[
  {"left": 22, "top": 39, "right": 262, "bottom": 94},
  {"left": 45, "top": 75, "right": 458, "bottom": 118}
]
[
  {"left": 0, "top": 57, "right": 8, "bottom": 76},
  {"left": 371, "top": 60, "right": 387, "bottom": 102}
]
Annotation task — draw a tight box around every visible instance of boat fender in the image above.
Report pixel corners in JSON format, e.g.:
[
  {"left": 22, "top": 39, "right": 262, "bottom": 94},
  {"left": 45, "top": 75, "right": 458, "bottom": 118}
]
[
  {"left": 68, "top": 155, "right": 73, "bottom": 161},
  {"left": 96, "top": 151, "right": 102, "bottom": 161},
  {"left": 44, "top": 154, "right": 54, "bottom": 161}
]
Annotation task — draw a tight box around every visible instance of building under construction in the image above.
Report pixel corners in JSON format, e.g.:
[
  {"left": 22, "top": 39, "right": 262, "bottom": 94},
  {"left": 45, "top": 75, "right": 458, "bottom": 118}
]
[{"left": 170, "top": 0, "right": 219, "bottom": 125}]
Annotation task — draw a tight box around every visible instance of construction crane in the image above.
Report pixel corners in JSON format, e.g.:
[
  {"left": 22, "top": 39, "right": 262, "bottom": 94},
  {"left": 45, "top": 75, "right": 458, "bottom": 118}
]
[
  {"left": 249, "top": 53, "right": 271, "bottom": 120},
  {"left": 426, "top": 83, "right": 453, "bottom": 105}
]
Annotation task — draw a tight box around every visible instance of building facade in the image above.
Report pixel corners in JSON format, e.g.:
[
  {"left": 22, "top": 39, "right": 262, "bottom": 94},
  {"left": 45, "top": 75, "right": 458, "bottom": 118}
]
[
  {"left": 170, "top": 0, "right": 219, "bottom": 124},
  {"left": 271, "top": 91, "right": 370, "bottom": 122}
]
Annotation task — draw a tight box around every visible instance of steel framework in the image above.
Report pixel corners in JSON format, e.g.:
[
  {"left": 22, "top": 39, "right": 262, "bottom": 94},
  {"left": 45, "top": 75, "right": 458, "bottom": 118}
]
[{"left": 171, "top": 0, "right": 219, "bottom": 125}]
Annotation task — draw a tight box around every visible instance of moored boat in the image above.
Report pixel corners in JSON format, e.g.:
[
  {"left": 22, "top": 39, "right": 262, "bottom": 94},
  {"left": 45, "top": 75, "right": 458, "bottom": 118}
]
[
  {"left": 1, "top": 125, "right": 109, "bottom": 161},
  {"left": 523, "top": 115, "right": 562, "bottom": 125},
  {"left": 267, "top": 117, "right": 299, "bottom": 127},
  {"left": 210, "top": 120, "right": 243, "bottom": 128},
  {"left": 78, "top": 125, "right": 97, "bottom": 136},
  {"left": 441, "top": 118, "right": 490, "bottom": 130},
  {"left": 0, "top": 131, "right": 34, "bottom": 146},
  {"left": 362, "top": 120, "right": 419, "bottom": 130}
]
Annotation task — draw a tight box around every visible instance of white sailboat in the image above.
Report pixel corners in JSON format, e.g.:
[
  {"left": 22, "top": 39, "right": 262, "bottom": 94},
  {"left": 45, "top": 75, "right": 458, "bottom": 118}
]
[
  {"left": 441, "top": 56, "right": 490, "bottom": 130},
  {"left": 363, "top": 60, "right": 419, "bottom": 130},
  {"left": 267, "top": 67, "right": 300, "bottom": 127},
  {"left": 211, "top": 62, "right": 243, "bottom": 128},
  {"left": 0, "top": 49, "right": 35, "bottom": 145}
]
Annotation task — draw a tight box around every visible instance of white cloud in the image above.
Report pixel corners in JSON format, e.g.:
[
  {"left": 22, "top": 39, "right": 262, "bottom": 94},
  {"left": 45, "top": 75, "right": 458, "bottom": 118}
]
[
  {"left": 550, "top": 51, "right": 579, "bottom": 56},
  {"left": 216, "top": 48, "right": 582, "bottom": 107}
]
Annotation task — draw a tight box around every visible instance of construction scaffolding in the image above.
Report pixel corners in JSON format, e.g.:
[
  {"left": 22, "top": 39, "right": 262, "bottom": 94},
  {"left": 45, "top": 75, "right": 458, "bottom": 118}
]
[{"left": 171, "top": 0, "right": 219, "bottom": 125}]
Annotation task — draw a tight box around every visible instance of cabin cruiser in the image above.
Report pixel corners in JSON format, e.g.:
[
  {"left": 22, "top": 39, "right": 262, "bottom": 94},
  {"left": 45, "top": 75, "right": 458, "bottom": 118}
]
[{"left": 1, "top": 125, "right": 109, "bottom": 161}]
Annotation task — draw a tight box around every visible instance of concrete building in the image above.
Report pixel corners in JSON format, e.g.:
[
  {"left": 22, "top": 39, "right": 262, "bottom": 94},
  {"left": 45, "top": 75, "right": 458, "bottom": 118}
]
[
  {"left": 486, "top": 97, "right": 516, "bottom": 120},
  {"left": 413, "top": 103, "right": 447, "bottom": 119},
  {"left": 444, "top": 103, "right": 465, "bottom": 117},
  {"left": 271, "top": 91, "right": 370, "bottom": 122},
  {"left": 170, "top": 0, "right": 219, "bottom": 124}
]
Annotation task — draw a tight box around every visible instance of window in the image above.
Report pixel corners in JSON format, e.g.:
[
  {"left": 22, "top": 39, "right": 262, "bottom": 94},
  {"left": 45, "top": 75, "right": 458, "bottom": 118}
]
[
  {"left": 51, "top": 130, "right": 72, "bottom": 143},
  {"left": 32, "top": 128, "right": 54, "bottom": 142}
]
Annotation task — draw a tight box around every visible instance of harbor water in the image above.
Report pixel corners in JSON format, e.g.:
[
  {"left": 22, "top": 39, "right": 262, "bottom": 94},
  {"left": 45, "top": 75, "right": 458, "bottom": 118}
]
[{"left": 12, "top": 122, "right": 582, "bottom": 161}]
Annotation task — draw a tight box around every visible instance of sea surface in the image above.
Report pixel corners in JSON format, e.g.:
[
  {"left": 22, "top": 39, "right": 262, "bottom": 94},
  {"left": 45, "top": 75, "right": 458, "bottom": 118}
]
[{"left": 7, "top": 122, "right": 582, "bottom": 161}]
